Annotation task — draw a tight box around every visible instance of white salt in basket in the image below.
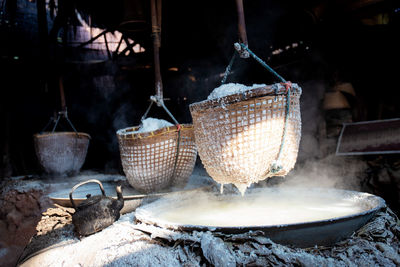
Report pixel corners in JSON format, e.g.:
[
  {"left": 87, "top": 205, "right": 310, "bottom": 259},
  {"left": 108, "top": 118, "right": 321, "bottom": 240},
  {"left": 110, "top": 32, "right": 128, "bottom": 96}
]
[
  {"left": 189, "top": 83, "right": 302, "bottom": 192},
  {"left": 117, "top": 123, "right": 197, "bottom": 193}
]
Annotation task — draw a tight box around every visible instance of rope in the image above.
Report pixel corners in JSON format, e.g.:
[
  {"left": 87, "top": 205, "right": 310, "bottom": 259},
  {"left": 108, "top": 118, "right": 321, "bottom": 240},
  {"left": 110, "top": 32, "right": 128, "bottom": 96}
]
[
  {"left": 43, "top": 109, "right": 79, "bottom": 135},
  {"left": 221, "top": 42, "right": 292, "bottom": 175},
  {"left": 221, "top": 43, "right": 287, "bottom": 84},
  {"left": 270, "top": 82, "right": 292, "bottom": 174},
  {"left": 141, "top": 101, "right": 154, "bottom": 123},
  {"left": 140, "top": 95, "right": 181, "bottom": 180},
  {"left": 153, "top": 98, "right": 181, "bottom": 180},
  {"left": 151, "top": 25, "right": 161, "bottom": 33},
  {"left": 236, "top": 42, "right": 286, "bottom": 83},
  {"left": 51, "top": 115, "right": 61, "bottom": 133},
  {"left": 152, "top": 25, "right": 161, "bottom": 47},
  {"left": 221, "top": 52, "right": 237, "bottom": 85},
  {"left": 159, "top": 100, "right": 179, "bottom": 125},
  {"left": 172, "top": 124, "right": 182, "bottom": 181},
  {"left": 40, "top": 116, "right": 55, "bottom": 133},
  {"left": 66, "top": 116, "right": 78, "bottom": 134}
]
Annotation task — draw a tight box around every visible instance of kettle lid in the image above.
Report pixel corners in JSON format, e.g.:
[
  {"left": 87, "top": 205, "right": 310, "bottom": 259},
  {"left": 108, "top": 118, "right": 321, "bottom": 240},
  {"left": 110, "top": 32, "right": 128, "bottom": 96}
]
[{"left": 76, "top": 195, "right": 105, "bottom": 210}]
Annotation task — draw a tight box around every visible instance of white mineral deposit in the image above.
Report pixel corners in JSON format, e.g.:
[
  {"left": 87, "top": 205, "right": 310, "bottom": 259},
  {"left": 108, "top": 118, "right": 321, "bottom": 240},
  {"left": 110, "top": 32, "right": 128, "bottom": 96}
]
[{"left": 148, "top": 188, "right": 367, "bottom": 227}]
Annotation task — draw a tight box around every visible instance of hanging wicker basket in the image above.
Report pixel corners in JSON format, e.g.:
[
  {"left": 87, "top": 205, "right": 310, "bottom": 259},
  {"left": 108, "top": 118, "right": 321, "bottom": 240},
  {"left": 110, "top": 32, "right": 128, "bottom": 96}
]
[
  {"left": 189, "top": 83, "right": 302, "bottom": 188},
  {"left": 34, "top": 132, "right": 90, "bottom": 175},
  {"left": 117, "top": 124, "right": 197, "bottom": 193}
]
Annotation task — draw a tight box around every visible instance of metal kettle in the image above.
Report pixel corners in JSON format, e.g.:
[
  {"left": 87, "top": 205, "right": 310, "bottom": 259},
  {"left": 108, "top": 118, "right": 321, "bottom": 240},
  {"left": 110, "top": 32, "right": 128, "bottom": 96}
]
[{"left": 69, "top": 179, "right": 124, "bottom": 236}]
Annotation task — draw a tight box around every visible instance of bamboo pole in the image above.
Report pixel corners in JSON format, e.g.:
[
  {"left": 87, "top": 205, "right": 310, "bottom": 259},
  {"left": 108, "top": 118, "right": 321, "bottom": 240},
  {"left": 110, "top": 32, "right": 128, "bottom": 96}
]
[
  {"left": 235, "top": 0, "right": 249, "bottom": 58},
  {"left": 151, "top": 0, "right": 163, "bottom": 105}
]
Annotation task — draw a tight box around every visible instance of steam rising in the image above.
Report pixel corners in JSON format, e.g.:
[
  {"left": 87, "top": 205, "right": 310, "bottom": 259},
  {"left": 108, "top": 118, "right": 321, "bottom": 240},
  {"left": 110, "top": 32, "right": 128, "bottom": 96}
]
[
  {"left": 277, "top": 80, "right": 366, "bottom": 191},
  {"left": 136, "top": 187, "right": 377, "bottom": 228},
  {"left": 282, "top": 154, "right": 367, "bottom": 190}
]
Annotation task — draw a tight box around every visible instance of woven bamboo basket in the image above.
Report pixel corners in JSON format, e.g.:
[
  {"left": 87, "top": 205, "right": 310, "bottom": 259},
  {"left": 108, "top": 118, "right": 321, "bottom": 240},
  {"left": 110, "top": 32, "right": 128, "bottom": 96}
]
[
  {"left": 34, "top": 132, "right": 90, "bottom": 175},
  {"left": 117, "top": 124, "right": 197, "bottom": 193},
  {"left": 189, "top": 83, "right": 302, "bottom": 188}
]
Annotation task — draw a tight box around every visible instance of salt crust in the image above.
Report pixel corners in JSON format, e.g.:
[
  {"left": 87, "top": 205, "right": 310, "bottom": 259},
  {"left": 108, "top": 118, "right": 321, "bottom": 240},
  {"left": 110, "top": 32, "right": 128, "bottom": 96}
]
[
  {"left": 116, "top": 117, "right": 173, "bottom": 135},
  {"left": 207, "top": 83, "right": 267, "bottom": 100}
]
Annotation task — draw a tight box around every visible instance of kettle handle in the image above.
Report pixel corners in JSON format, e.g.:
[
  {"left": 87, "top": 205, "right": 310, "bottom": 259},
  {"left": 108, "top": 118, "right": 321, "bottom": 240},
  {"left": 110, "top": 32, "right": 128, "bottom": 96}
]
[{"left": 69, "top": 179, "right": 106, "bottom": 209}]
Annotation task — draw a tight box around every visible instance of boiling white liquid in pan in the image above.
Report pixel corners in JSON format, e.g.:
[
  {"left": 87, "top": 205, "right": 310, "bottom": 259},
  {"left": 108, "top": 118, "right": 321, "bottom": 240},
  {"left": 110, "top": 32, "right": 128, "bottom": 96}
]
[{"left": 154, "top": 188, "right": 368, "bottom": 227}]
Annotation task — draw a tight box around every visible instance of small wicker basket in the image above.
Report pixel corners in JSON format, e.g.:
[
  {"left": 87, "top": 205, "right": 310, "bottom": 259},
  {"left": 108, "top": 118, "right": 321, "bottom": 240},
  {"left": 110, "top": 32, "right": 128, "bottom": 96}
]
[
  {"left": 189, "top": 83, "right": 302, "bottom": 187},
  {"left": 34, "top": 132, "right": 90, "bottom": 175},
  {"left": 117, "top": 124, "right": 197, "bottom": 193}
]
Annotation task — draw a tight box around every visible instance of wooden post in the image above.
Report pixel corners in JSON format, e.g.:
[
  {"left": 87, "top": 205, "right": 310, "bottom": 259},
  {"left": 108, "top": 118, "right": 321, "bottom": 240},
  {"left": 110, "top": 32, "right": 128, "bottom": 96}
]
[
  {"left": 235, "top": 0, "right": 249, "bottom": 58},
  {"left": 235, "top": 0, "right": 248, "bottom": 45},
  {"left": 157, "top": 0, "right": 162, "bottom": 44},
  {"left": 151, "top": 0, "right": 163, "bottom": 105}
]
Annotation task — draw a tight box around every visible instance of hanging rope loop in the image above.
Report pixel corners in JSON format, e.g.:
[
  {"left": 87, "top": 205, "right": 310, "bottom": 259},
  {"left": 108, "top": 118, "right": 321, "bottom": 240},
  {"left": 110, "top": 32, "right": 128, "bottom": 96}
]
[
  {"left": 140, "top": 95, "right": 181, "bottom": 180},
  {"left": 220, "top": 43, "right": 294, "bottom": 176},
  {"left": 222, "top": 43, "right": 288, "bottom": 85},
  {"left": 144, "top": 95, "right": 179, "bottom": 125},
  {"left": 237, "top": 42, "right": 286, "bottom": 83},
  {"left": 40, "top": 108, "right": 78, "bottom": 135},
  {"left": 269, "top": 82, "right": 292, "bottom": 174},
  {"left": 221, "top": 52, "right": 238, "bottom": 85}
]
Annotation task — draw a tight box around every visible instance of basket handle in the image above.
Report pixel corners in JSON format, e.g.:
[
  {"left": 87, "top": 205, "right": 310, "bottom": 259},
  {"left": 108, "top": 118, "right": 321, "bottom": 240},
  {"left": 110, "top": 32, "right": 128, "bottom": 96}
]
[
  {"left": 53, "top": 77, "right": 79, "bottom": 134},
  {"left": 221, "top": 0, "right": 286, "bottom": 84},
  {"left": 139, "top": 96, "right": 182, "bottom": 184},
  {"left": 69, "top": 179, "right": 106, "bottom": 209}
]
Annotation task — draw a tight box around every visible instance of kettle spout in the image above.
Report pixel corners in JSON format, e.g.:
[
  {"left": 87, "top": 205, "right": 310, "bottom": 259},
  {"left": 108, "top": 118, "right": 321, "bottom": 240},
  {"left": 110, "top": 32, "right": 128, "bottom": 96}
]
[{"left": 116, "top": 185, "right": 124, "bottom": 203}]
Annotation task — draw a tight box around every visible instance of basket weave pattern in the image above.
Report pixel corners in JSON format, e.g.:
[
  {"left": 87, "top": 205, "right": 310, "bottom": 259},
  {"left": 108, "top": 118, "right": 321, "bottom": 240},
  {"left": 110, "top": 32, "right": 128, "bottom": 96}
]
[
  {"left": 34, "top": 132, "right": 90, "bottom": 174},
  {"left": 117, "top": 124, "right": 197, "bottom": 193},
  {"left": 189, "top": 84, "right": 301, "bottom": 186}
]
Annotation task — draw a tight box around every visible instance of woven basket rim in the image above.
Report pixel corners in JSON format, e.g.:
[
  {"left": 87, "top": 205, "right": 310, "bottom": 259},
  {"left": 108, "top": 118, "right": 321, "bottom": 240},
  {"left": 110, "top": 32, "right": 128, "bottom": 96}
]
[
  {"left": 34, "top": 132, "right": 91, "bottom": 139},
  {"left": 116, "top": 123, "right": 193, "bottom": 140},
  {"left": 189, "top": 82, "right": 302, "bottom": 111}
]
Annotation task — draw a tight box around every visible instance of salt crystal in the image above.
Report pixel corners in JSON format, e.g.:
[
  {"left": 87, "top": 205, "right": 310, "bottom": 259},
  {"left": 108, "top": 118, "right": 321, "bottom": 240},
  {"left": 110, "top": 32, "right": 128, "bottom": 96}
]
[
  {"left": 135, "top": 117, "right": 174, "bottom": 133},
  {"left": 234, "top": 183, "right": 252, "bottom": 196},
  {"left": 207, "top": 83, "right": 267, "bottom": 100}
]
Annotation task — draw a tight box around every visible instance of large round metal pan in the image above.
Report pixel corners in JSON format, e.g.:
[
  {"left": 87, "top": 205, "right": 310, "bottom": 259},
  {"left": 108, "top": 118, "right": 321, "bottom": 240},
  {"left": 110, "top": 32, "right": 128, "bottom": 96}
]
[{"left": 135, "top": 187, "right": 385, "bottom": 247}]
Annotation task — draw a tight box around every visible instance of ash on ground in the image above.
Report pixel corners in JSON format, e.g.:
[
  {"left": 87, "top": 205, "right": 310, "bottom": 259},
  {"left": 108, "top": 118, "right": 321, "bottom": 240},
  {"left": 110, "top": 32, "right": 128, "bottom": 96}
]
[{"left": 19, "top": 205, "right": 400, "bottom": 267}]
